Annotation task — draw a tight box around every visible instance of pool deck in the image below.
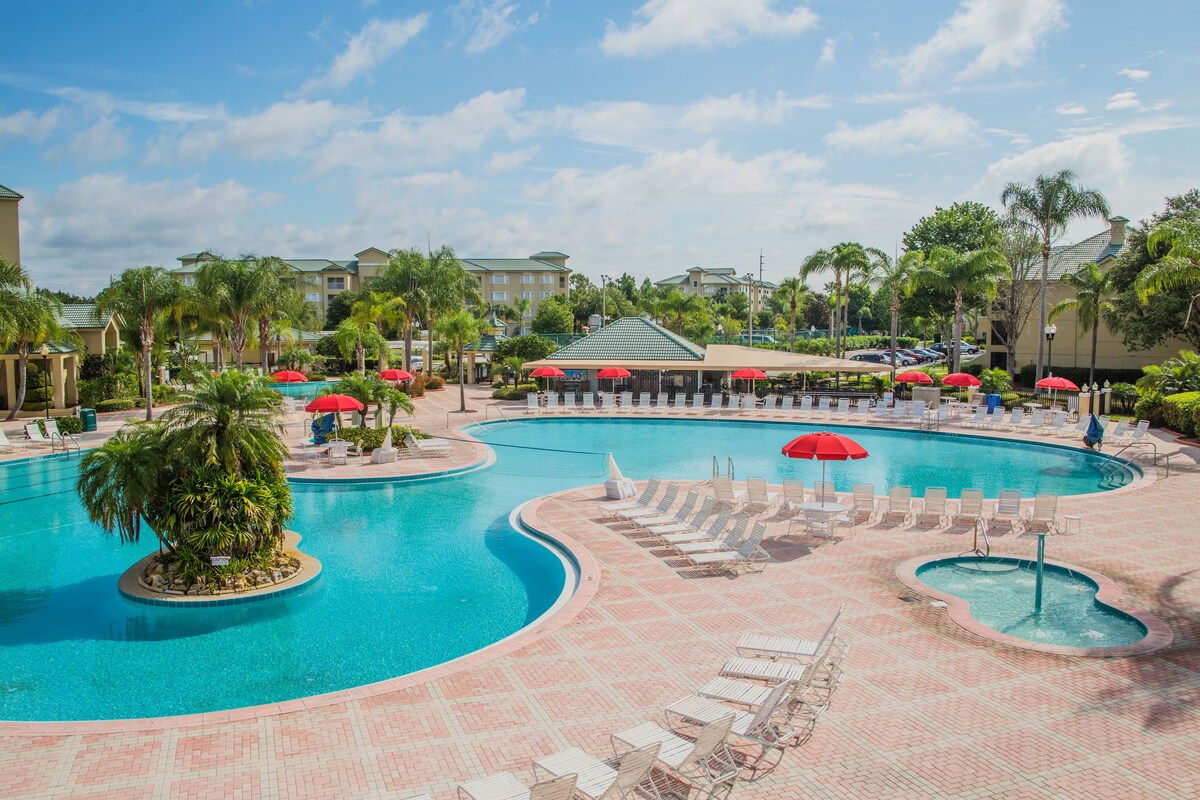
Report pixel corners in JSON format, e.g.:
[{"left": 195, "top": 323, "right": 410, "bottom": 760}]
[{"left": 2, "top": 384, "right": 1200, "bottom": 799}]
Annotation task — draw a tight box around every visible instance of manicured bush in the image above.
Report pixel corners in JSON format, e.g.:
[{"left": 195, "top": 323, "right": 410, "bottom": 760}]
[
  {"left": 78, "top": 374, "right": 137, "bottom": 407},
  {"left": 80, "top": 354, "right": 106, "bottom": 380},
  {"left": 1000, "top": 392, "right": 1021, "bottom": 408},
  {"left": 1132, "top": 390, "right": 1163, "bottom": 424},
  {"left": 1017, "top": 364, "right": 1143, "bottom": 389},
  {"left": 424, "top": 375, "right": 444, "bottom": 390},
  {"left": 306, "top": 372, "right": 327, "bottom": 381},
  {"left": 96, "top": 398, "right": 136, "bottom": 412},
  {"left": 1160, "top": 392, "right": 1200, "bottom": 437},
  {"left": 492, "top": 384, "right": 539, "bottom": 400},
  {"left": 151, "top": 384, "right": 180, "bottom": 404},
  {"left": 35, "top": 416, "right": 84, "bottom": 435},
  {"left": 336, "top": 426, "right": 428, "bottom": 451}
]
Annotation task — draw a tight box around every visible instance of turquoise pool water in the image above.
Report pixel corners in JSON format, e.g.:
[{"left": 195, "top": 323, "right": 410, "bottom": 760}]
[
  {"left": 0, "top": 417, "right": 1134, "bottom": 721},
  {"left": 270, "top": 379, "right": 339, "bottom": 400},
  {"left": 916, "top": 557, "right": 1147, "bottom": 648}
]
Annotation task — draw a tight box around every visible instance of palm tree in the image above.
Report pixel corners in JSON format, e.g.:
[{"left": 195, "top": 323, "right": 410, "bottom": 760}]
[
  {"left": 1135, "top": 216, "right": 1200, "bottom": 326},
  {"left": 871, "top": 251, "right": 923, "bottom": 371},
  {"left": 96, "top": 266, "right": 182, "bottom": 420},
  {"left": 250, "top": 258, "right": 308, "bottom": 373},
  {"left": 276, "top": 345, "right": 315, "bottom": 372},
  {"left": 800, "top": 243, "right": 884, "bottom": 357},
  {"left": 510, "top": 295, "right": 532, "bottom": 334},
  {"left": 195, "top": 253, "right": 280, "bottom": 369},
  {"left": 658, "top": 289, "right": 705, "bottom": 334},
  {"left": 2, "top": 287, "right": 75, "bottom": 420},
  {"left": 773, "top": 278, "right": 808, "bottom": 351},
  {"left": 162, "top": 370, "right": 287, "bottom": 474},
  {"left": 912, "top": 246, "right": 1007, "bottom": 373},
  {"left": 1049, "top": 262, "right": 1116, "bottom": 386},
  {"left": 374, "top": 249, "right": 427, "bottom": 371},
  {"left": 436, "top": 310, "right": 485, "bottom": 412},
  {"left": 422, "top": 246, "right": 480, "bottom": 377},
  {"left": 76, "top": 425, "right": 171, "bottom": 547},
  {"left": 333, "top": 316, "right": 387, "bottom": 374},
  {"left": 1001, "top": 169, "right": 1110, "bottom": 382}
]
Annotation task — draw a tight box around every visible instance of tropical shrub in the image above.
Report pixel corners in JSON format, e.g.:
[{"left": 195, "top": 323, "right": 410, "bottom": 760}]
[
  {"left": 77, "top": 372, "right": 292, "bottom": 585},
  {"left": 1018, "top": 364, "right": 1143, "bottom": 389},
  {"left": 1136, "top": 350, "right": 1200, "bottom": 395},
  {"left": 96, "top": 398, "right": 136, "bottom": 412},
  {"left": 78, "top": 374, "right": 138, "bottom": 407},
  {"left": 492, "top": 383, "right": 539, "bottom": 400},
  {"left": 978, "top": 368, "right": 1012, "bottom": 395},
  {"left": 1160, "top": 391, "right": 1200, "bottom": 436},
  {"left": 33, "top": 416, "right": 84, "bottom": 435},
  {"left": 1133, "top": 389, "right": 1164, "bottom": 424},
  {"left": 306, "top": 372, "right": 327, "bottom": 381},
  {"left": 336, "top": 426, "right": 429, "bottom": 451},
  {"left": 425, "top": 375, "right": 444, "bottom": 390},
  {"left": 1000, "top": 392, "right": 1021, "bottom": 408},
  {"left": 494, "top": 334, "right": 557, "bottom": 363},
  {"left": 80, "top": 354, "right": 106, "bottom": 380}
]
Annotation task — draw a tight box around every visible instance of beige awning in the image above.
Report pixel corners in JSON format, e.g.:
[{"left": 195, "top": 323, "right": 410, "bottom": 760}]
[{"left": 525, "top": 344, "right": 889, "bottom": 374}]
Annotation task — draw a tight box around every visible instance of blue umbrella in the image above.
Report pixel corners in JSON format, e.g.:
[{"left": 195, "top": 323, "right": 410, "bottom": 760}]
[{"left": 1083, "top": 413, "right": 1104, "bottom": 449}]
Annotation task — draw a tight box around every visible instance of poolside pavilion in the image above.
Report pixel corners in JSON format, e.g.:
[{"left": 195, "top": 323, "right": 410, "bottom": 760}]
[{"left": 524, "top": 316, "right": 886, "bottom": 396}]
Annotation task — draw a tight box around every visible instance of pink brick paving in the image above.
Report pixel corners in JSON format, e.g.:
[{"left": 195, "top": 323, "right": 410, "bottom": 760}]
[{"left": 1, "top": 385, "right": 1199, "bottom": 798}]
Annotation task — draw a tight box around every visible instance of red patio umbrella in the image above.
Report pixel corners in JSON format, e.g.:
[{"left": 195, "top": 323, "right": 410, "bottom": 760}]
[
  {"left": 379, "top": 368, "right": 413, "bottom": 382},
  {"left": 304, "top": 394, "right": 364, "bottom": 413},
  {"left": 731, "top": 367, "right": 767, "bottom": 394},
  {"left": 781, "top": 431, "right": 869, "bottom": 507},
  {"left": 530, "top": 365, "right": 566, "bottom": 391},
  {"left": 1035, "top": 375, "right": 1079, "bottom": 405},
  {"left": 895, "top": 371, "right": 934, "bottom": 384},
  {"left": 596, "top": 366, "right": 631, "bottom": 395},
  {"left": 271, "top": 370, "right": 308, "bottom": 383},
  {"left": 942, "top": 372, "right": 981, "bottom": 387}
]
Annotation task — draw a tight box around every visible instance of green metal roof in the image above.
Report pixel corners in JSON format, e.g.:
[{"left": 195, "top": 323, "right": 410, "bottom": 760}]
[
  {"left": 6, "top": 342, "right": 76, "bottom": 355},
  {"left": 467, "top": 333, "right": 509, "bottom": 353},
  {"left": 462, "top": 257, "right": 570, "bottom": 273},
  {"left": 0, "top": 183, "right": 22, "bottom": 200},
  {"left": 174, "top": 256, "right": 359, "bottom": 274},
  {"left": 546, "top": 316, "right": 706, "bottom": 362},
  {"left": 1046, "top": 228, "right": 1127, "bottom": 279},
  {"left": 57, "top": 304, "right": 112, "bottom": 329}
]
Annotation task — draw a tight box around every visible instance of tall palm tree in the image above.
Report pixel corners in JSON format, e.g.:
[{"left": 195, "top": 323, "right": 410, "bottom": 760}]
[
  {"left": 374, "top": 249, "right": 427, "bottom": 371},
  {"left": 870, "top": 251, "right": 923, "bottom": 371},
  {"left": 1049, "top": 262, "right": 1116, "bottom": 386},
  {"left": 250, "top": 258, "right": 307, "bottom": 374},
  {"left": 800, "top": 243, "right": 885, "bottom": 357},
  {"left": 912, "top": 246, "right": 1007, "bottom": 373},
  {"left": 195, "top": 253, "right": 279, "bottom": 369},
  {"left": 436, "top": 310, "right": 485, "bottom": 412},
  {"left": 1001, "top": 169, "right": 1110, "bottom": 382},
  {"left": 773, "top": 278, "right": 808, "bottom": 351},
  {"left": 510, "top": 295, "right": 532, "bottom": 334},
  {"left": 333, "top": 316, "right": 387, "bottom": 374},
  {"left": 2, "top": 287, "right": 73, "bottom": 420},
  {"left": 658, "top": 289, "right": 705, "bottom": 334},
  {"left": 422, "top": 246, "right": 480, "bottom": 376},
  {"left": 163, "top": 370, "right": 287, "bottom": 474},
  {"left": 96, "top": 266, "right": 182, "bottom": 420},
  {"left": 1135, "top": 216, "right": 1200, "bottom": 326}
]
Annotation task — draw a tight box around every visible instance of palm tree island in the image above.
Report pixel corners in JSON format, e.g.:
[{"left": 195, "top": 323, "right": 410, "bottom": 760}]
[{"left": 77, "top": 371, "right": 300, "bottom": 596}]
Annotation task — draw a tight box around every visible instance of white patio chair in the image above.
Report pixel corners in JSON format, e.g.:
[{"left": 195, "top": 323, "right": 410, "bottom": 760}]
[
  {"left": 0, "top": 427, "right": 31, "bottom": 452},
  {"left": 545, "top": 392, "right": 559, "bottom": 412},
  {"left": 24, "top": 423, "right": 53, "bottom": 448},
  {"left": 708, "top": 393, "right": 724, "bottom": 413},
  {"left": 1004, "top": 407, "right": 1025, "bottom": 430},
  {"left": 654, "top": 392, "right": 669, "bottom": 409},
  {"left": 777, "top": 395, "right": 794, "bottom": 416},
  {"left": 797, "top": 395, "right": 813, "bottom": 415},
  {"left": 816, "top": 396, "right": 831, "bottom": 415},
  {"left": 600, "top": 393, "right": 615, "bottom": 413},
  {"left": 675, "top": 515, "right": 749, "bottom": 555},
  {"left": 736, "top": 603, "right": 845, "bottom": 662},
  {"left": 633, "top": 489, "right": 698, "bottom": 530},
  {"left": 726, "top": 394, "right": 741, "bottom": 412},
  {"left": 1024, "top": 492, "right": 1059, "bottom": 533},
  {"left": 525, "top": 393, "right": 540, "bottom": 415},
  {"left": 990, "top": 489, "right": 1023, "bottom": 532},
  {"left": 880, "top": 485, "right": 912, "bottom": 524},
  {"left": 635, "top": 391, "right": 651, "bottom": 410},
  {"left": 603, "top": 478, "right": 661, "bottom": 515},
  {"left": 848, "top": 484, "right": 876, "bottom": 524},
  {"left": 917, "top": 486, "right": 948, "bottom": 526},
  {"left": 761, "top": 396, "right": 777, "bottom": 414},
  {"left": 689, "top": 392, "right": 705, "bottom": 414},
  {"left": 562, "top": 391, "right": 576, "bottom": 412},
  {"left": 851, "top": 399, "right": 871, "bottom": 421},
  {"left": 954, "top": 489, "right": 985, "bottom": 528},
  {"left": 657, "top": 505, "right": 730, "bottom": 545},
  {"left": 644, "top": 496, "right": 716, "bottom": 538},
  {"left": 580, "top": 391, "right": 595, "bottom": 411},
  {"left": 744, "top": 477, "right": 777, "bottom": 512},
  {"left": 961, "top": 406, "right": 988, "bottom": 428},
  {"left": 665, "top": 681, "right": 794, "bottom": 772},
  {"left": 610, "top": 715, "right": 739, "bottom": 798},
  {"left": 617, "top": 483, "right": 679, "bottom": 521},
  {"left": 781, "top": 480, "right": 806, "bottom": 513},
  {"left": 833, "top": 398, "right": 850, "bottom": 418},
  {"left": 672, "top": 393, "right": 688, "bottom": 412},
  {"left": 533, "top": 743, "right": 659, "bottom": 800},
  {"left": 457, "top": 771, "right": 576, "bottom": 800},
  {"left": 42, "top": 419, "right": 80, "bottom": 452},
  {"left": 619, "top": 391, "right": 633, "bottom": 411}
]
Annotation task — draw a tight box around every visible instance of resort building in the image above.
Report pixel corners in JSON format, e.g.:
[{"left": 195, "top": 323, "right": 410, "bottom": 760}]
[
  {"left": 173, "top": 249, "right": 572, "bottom": 327},
  {"left": 0, "top": 305, "right": 120, "bottom": 414},
  {"left": 654, "top": 266, "right": 776, "bottom": 312},
  {"left": 979, "top": 215, "right": 1189, "bottom": 373},
  {"left": 0, "top": 182, "right": 20, "bottom": 267}
]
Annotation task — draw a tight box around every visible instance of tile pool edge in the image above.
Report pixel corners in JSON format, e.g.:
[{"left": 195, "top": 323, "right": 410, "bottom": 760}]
[
  {"left": 896, "top": 552, "right": 1174, "bottom": 657},
  {"left": 0, "top": 487, "right": 600, "bottom": 735}
]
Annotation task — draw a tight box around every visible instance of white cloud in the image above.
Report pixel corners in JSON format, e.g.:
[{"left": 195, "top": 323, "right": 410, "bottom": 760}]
[
  {"left": 454, "top": 0, "right": 539, "bottom": 53},
  {"left": 57, "top": 117, "right": 130, "bottom": 165},
  {"left": 21, "top": 174, "right": 281, "bottom": 290},
  {"left": 818, "top": 37, "right": 836, "bottom": 66},
  {"left": 0, "top": 108, "right": 63, "bottom": 142},
  {"left": 974, "top": 133, "right": 1128, "bottom": 194},
  {"left": 1055, "top": 102, "right": 1087, "bottom": 115},
  {"left": 1118, "top": 68, "right": 1151, "bottom": 81},
  {"left": 1106, "top": 91, "right": 1141, "bottom": 111},
  {"left": 601, "top": 0, "right": 818, "bottom": 57},
  {"left": 170, "top": 99, "right": 370, "bottom": 162},
  {"left": 301, "top": 15, "right": 428, "bottom": 93},
  {"left": 50, "top": 87, "right": 217, "bottom": 124},
  {"left": 824, "top": 104, "right": 981, "bottom": 153},
  {"left": 893, "top": 0, "right": 1066, "bottom": 84},
  {"left": 986, "top": 127, "right": 1032, "bottom": 147},
  {"left": 311, "top": 88, "right": 527, "bottom": 173},
  {"left": 485, "top": 145, "right": 539, "bottom": 174}
]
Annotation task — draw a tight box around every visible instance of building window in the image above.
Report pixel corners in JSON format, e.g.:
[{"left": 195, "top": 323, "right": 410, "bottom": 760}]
[
  {"left": 521, "top": 291, "right": 534, "bottom": 300},
  {"left": 492, "top": 275, "right": 508, "bottom": 284},
  {"left": 541, "top": 291, "right": 553, "bottom": 299},
  {"left": 490, "top": 291, "right": 508, "bottom": 301},
  {"left": 559, "top": 276, "right": 566, "bottom": 287},
  {"left": 305, "top": 292, "right": 321, "bottom": 303},
  {"left": 521, "top": 274, "right": 534, "bottom": 284},
  {"left": 327, "top": 294, "right": 337, "bottom": 305},
  {"left": 182, "top": 276, "right": 195, "bottom": 287},
  {"left": 327, "top": 276, "right": 345, "bottom": 290},
  {"left": 541, "top": 274, "right": 553, "bottom": 284},
  {"left": 704, "top": 287, "right": 714, "bottom": 294},
  {"left": 692, "top": 280, "right": 698, "bottom": 287}
]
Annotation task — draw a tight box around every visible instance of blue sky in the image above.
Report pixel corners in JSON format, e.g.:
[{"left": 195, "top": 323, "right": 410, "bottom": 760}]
[{"left": 1, "top": 0, "right": 1196, "bottom": 293}]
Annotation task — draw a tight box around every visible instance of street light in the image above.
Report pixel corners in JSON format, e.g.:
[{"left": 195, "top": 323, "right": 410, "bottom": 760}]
[
  {"left": 743, "top": 273, "right": 755, "bottom": 345},
  {"left": 1043, "top": 324, "right": 1057, "bottom": 376},
  {"left": 599, "top": 274, "right": 610, "bottom": 329},
  {"left": 38, "top": 343, "right": 50, "bottom": 420}
]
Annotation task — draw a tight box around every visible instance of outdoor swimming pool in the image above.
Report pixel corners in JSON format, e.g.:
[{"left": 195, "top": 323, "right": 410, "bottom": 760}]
[
  {"left": 270, "top": 379, "right": 339, "bottom": 400},
  {"left": 0, "top": 417, "right": 1137, "bottom": 721}
]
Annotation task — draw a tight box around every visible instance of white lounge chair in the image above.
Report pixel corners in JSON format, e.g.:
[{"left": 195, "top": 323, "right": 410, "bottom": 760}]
[
  {"left": 610, "top": 715, "right": 739, "bottom": 797},
  {"left": 619, "top": 391, "right": 633, "bottom": 411},
  {"left": 635, "top": 392, "right": 651, "bottom": 410},
  {"left": 674, "top": 515, "right": 749, "bottom": 555},
  {"left": 0, "top": 427, "right": 31, "bottom": 452},
  {"left": 617, "top": 483, "right": 679, "bottom": 521},
  {"left": 533, "top": 743, "right": 659, "bottom": 800},
  {"left": 690, "top": 392, "right": 705, "bottom": 414},
  {"left": 777, "top": 396, "right": 794, "bottom": 416},
  {"left": 781, "top": 480, "right": 806, "bottom": 513},
  {"left": 701, "top": 650, "right": 834, "bottom": 727},
  {"left": 1004, "top": 407, "right": 1025, "bottom": 430},
  {"left": 658, "top": 506, "right": 730, "bottom": 545},
  {"left": 24, "top": 423, "right": 54, "bottom": 448},
  {"left": 726, "top": 394, "right": 741, "bottom": 412},
  {"left": 955, "top": 489, "right": 985, "bottom": 529},
  {"left": 708, "top": 393, "right": 724, "bottom": 413},
  {"left": 672, "top": 394, "right": 688, "bottom": 412},
  {"left": 664, "top": 681, "right": 794, "bottom": 772},
  {"left": 644, "top": 496, "right": 715, "bottom": 537},
  {"left": 1024, "top": 492, "right": 1059, "bottom": 532},
  {"left": 848, "top": 484, "right": 876, "bottom": 524},
  {"left": 712, "top": 476, "right": 744, "bottom": 509},
  {"left": 833, "top": 398, "right": 850, "bottom": 418},
  {"left": 991, "top": 489, "right": 1023, "bottom": 532},
  {"left": 744, "top": 477, "right": 777, "bottom": 512},
  {"left": 961, "top": 406, "right": 988, "bottom": 427},
  {"left": 600, "top": 393, "right": 615, "bottom": 413},
  {"left": 686, "top": 522, "right": 769, "bottom": 573},
  {"left": 654, "top": 392, "right": 669, "bottom": 409},
  {"left": 1112, "top": 418, "right": 1150, "bottom": 444},
  {"left": 634, "top": 489, "right": 698, "bottom": 529},
  {"left": 525, "top": 393, "right": 540, "bottom": 415},
  {"left": 457, "top": 771, "right": 576, "bottom": 800},
  {"left": 562, "top": 391, "right": 576, "bottom": 412},
  {"left": 1041, "top": 410, "right": 1068, "bottom": 435},
  {"left": 736, "top": 603, "right": 845, "bottom": 662},
  {"left": 918, "top": 486, "right": 948, "bottom": 526},
  {"left": 742, "top": 392, "right": 756, "bottom": 412},
  {"left": 797, "top": 396, "right": 813, "bottom": 415},
  {"left": 604, "top": 478, "right": 661, "bottom": 515},
  {"left": 580, "top": 391, "right": 595, "bottom": 411},
  {"left": 545, "top": 392, "right": 559, "bottom": 412},
  {"left": 851, "top": 399, "right": 871, "bottom": 421},
  {"left": 816, "top": 397, "right": 831, "bottom": 415},
  {"left": 761, "top": 396, "right": 777, "bottom": 414},
  {"left": 811, "top": 481, "right": 836, "bottom": 505},
  {"left": 880, "top": 485, "right": 912, "bottom": 524},
  {"left": 404, "top": 432, "right": 451, "bottom": 458}
]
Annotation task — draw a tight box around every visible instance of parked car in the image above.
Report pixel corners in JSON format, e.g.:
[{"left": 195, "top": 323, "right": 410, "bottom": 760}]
[
  {"left": 849, "top": 352, "right": 890, "bottom": 364},
  {"left": 739, "top": 332, "right": 777, "bottom": 345},
  {"left": 899, "top": 348, "right": 931, "bottom": 363},
  {"left": 879, "top": 351, "right": 918, "bottom": 366},
  {"left": 913, "top": 348, "right": 944, "bottom": 362}
]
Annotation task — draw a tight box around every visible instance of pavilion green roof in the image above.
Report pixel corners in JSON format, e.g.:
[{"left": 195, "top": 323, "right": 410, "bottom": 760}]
[
  {"left": 545, "top": 317, "right": 706, "bottom": 362},
  {"left": 1046, "top": 228, "right": 1127, "bottom": 279},
  {"left": 0, "top": 183, "right": 22, "bottom": 200},
  {"left": 57, "top": 304, "right": 113, "bottom": 329}
]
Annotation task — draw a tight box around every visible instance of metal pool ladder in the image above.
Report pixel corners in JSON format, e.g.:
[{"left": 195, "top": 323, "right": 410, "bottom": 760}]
[
  {"left": 960, "top": 518, "right": 990, "bottom": 558},
  {"left": 711, "top": 455, "right": 735, "bottom": 482}
]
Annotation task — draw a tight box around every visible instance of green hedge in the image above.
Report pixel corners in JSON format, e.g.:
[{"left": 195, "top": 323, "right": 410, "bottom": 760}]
[
  {"left": 425, "top": 376, "right": 444, "bottom": 390},
  {"left": 492, "top": 383, "right": 539, "bottom": 400},
  {"left": 1161, "top": 392, "right": 1200, "bottom": 437},
  {"left": 335, "top": 426, "right": 429, "bottom": 451},
  {"left": 1133, "top": 390, "right": 1164, "bottom": 424},
  {"left": 1017, "top": 364, "right": 1144, "bottom": 389},
  {"left": 34, "top": 416, "right": 83, "bottom": 435},
  {"left": 96, "top": 398, "right": 137, "bottom": 412}
]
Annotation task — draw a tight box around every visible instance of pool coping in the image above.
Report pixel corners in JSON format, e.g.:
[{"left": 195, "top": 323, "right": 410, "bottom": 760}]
[
  {"left": 896, "top": 551, "right": 1175, "bottom": 657},
  {"left": 116, "top": 531, "right": 323, "bottom": 607},
  {"left": 0, "top": 487, "right": 601, "bottom": 735}
]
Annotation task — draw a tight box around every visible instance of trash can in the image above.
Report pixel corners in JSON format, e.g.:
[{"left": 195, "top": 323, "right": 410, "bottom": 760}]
[
  {"left": 80, "top": 408, "right": 97, "bottom": 432},
  {"left": 985, "top": 393, "right": 1003, "bottom": 414}
]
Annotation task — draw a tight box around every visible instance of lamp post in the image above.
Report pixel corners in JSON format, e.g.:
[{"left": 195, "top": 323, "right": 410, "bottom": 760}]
[
  {"left": 1043, "top": 324, "right": 1057, "bottom": 377},
  {"left": 743, "top": 273, "right": 755, "bottom": 345},
  {"left": 599, "top": 274, "right": 610, "bottom": 330},
  {"left": 38, "top": 343, "right": 50, "bottom": 420}
]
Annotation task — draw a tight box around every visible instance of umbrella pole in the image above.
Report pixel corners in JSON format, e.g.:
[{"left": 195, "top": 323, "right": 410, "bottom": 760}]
[{"left": 820, "top": 461, "right": 827, "bottom": 507}]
